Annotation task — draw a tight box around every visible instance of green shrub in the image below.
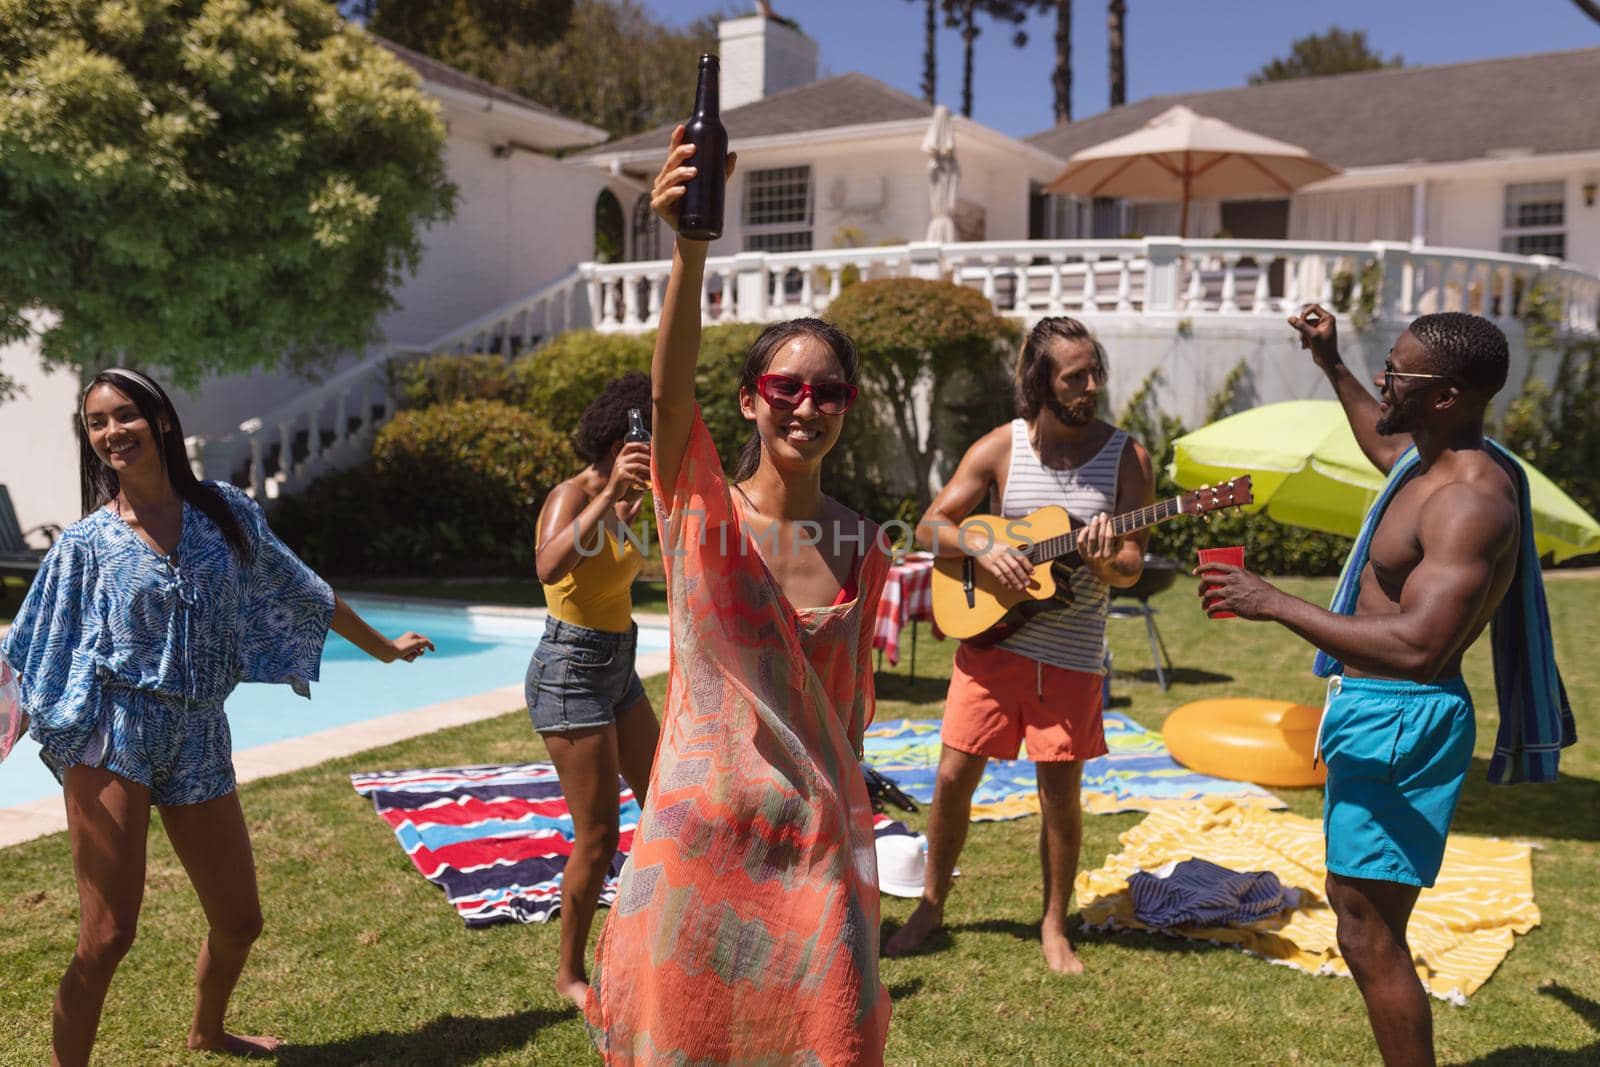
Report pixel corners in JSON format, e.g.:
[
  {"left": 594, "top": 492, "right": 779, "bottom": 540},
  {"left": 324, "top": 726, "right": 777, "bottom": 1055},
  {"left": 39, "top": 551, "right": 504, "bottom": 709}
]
[
  {"left": 274, "top": 400, "right": 578, "bottom": 576},
  {"left": 513, "top": 331, "right": 651, "bottom": 421},
  {"left": 1119, "top": 365, "right": 1354, "bottom": 577},
  {"left": 398, "top": 354, "right": 519, "bottom": 409},
  {"left": 827, "top": 278, "right": 1017, "bottom": 512}
]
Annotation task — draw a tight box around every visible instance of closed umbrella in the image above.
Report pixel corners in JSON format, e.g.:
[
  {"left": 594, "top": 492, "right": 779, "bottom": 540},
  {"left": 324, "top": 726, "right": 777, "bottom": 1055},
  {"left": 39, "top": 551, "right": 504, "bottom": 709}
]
[
  {"left": 922, "top": 104, "right": 959, "bottom": 243},
  {"left": 1170, "top": 400, "right": 1600, "bottom": 562},
  {"left": 1046, "top": 105, "right": 1339, "bottom": 237}
]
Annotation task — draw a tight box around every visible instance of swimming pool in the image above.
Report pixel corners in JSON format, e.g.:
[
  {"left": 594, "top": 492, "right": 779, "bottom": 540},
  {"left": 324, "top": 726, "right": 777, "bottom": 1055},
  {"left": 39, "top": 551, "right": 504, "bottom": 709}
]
[{"left": 0, "top": 599, "right": 669, "bottom": 809}]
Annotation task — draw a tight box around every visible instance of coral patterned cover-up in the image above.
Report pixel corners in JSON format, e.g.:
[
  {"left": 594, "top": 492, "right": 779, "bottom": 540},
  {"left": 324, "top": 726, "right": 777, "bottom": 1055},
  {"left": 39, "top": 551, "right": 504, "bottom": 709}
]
[{"left": 585, "top": 410, "right": 892, "bottom": 1065}]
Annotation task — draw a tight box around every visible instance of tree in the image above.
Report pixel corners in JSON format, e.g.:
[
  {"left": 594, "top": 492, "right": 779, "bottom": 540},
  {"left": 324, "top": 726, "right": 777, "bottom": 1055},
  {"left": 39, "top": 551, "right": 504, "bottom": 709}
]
[
  {"left": 942, "top": 0, "right": 1033, "bottom": 118},
  {"left": 1248, "top": 27, "right": 1402, "bottom": 84},
  {"left": 483, "top": 0, "right": 717, "bottom": 138},
  {"left": 1106, "top": 0, "right": 1126, "bottom": 107},
  {"left": 1050, "top": 0, "right": 1072, "bottom": 122},
  {"left": 908, "top": 0, "right": 938, "bottom": 103},
  {"left": 0, "top": 0, "right": 455, "bottom": 388},
  {"left": 365, "top": 0, "right": 573, "bottom": 71},
  {"left": 825, "top": 278, "right": 1017, "bottom": 511}
]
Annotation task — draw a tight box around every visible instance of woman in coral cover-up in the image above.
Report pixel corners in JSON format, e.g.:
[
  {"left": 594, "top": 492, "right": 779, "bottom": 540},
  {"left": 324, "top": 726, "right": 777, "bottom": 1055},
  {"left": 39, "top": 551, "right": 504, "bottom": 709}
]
[{"left": 583, "top": 128, "right": 892, "bottom": 1064}]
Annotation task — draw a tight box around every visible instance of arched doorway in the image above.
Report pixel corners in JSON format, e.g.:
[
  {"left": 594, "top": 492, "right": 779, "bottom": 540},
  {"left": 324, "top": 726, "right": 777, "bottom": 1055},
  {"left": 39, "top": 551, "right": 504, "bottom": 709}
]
[{"left": 593, "top": 189, "right": 624, "bottom": 264}]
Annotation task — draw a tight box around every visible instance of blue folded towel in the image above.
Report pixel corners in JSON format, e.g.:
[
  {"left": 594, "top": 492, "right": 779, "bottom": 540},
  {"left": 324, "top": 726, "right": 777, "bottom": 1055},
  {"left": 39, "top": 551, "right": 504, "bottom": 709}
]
[
  {"left": 1128, "top": 858, "right": 1290, "bottom": 929},
  {"left": 1313, "top": 441, "right": 1576, "bottom": 784}
]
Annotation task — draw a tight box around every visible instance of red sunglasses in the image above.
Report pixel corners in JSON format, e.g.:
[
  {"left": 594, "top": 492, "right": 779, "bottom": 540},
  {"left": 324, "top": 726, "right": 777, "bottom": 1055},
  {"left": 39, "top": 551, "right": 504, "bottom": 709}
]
[{"left": 755, "top": 373, "right": 858, "bottom": 415}]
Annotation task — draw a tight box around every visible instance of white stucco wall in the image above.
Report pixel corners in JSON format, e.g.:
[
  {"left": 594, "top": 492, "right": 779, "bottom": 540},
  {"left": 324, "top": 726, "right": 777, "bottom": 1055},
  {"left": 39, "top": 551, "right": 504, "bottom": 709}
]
[
  {"left": 0, "top": 325, "right": 83, "bottom": 534},
  {"left": 657, "top": 132, "right": 1055, "bottom": 258}
]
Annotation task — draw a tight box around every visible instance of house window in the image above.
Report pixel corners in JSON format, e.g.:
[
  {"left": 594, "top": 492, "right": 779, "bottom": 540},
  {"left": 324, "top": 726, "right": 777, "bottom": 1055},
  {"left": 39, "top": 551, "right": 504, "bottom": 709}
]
[
  {"left": 743, "top": 166, "right": 813, "bottom": 252},
  {"left": 1500, "top": 181, "right": 1566, "bottom": 259},
  {"left": 1028, "top": 182, "right": 1081, "bottom": 240}
]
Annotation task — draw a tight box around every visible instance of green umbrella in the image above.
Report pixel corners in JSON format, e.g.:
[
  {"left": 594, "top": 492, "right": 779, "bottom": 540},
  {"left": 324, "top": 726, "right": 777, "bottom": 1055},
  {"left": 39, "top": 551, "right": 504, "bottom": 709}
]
[{"left": 1170, "top": 399, "right": 1600, "bottom": 563}]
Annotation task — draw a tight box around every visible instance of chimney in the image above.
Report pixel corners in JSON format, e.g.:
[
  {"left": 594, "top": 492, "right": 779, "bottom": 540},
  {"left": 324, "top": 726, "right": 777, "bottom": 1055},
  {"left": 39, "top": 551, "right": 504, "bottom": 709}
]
[{"left": 718, "top": 11, "right": 819, "bottom": 111}]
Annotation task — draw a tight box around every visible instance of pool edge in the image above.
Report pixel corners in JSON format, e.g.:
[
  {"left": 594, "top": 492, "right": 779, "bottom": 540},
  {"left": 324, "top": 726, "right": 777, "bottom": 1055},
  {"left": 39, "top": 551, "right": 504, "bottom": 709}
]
[{"left": 0, "top": 648, "right": 673, "bottom": 850}]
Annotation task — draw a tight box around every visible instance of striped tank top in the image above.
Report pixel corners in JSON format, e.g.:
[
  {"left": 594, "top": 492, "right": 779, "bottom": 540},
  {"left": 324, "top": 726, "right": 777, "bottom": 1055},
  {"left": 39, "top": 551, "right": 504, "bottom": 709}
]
[{"left": 997, "top": 417, "right": 1127, "bottom": 674}]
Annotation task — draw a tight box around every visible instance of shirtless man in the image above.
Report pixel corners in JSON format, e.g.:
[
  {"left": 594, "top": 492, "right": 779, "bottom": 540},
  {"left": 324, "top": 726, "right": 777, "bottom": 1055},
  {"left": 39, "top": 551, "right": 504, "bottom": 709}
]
[
  {"left": 1196, "top": 305, "right": 1520, "bottom": 1067},
  {"left": 883, "top": 316, "right": 1153, "bottom": 973}
]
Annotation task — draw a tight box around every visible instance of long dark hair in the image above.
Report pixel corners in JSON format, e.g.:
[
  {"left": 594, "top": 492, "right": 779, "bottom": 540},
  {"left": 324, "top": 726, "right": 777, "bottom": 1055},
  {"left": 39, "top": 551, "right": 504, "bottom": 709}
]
[
  {"left": 731, "top": 318, "right": 860, "bottom": 482},
  {"left": 1013, "top": 316, "right": 1107, "bottom": 419},
  {"left": 78, "top": 368, "right": 252, "bottom": 561}
]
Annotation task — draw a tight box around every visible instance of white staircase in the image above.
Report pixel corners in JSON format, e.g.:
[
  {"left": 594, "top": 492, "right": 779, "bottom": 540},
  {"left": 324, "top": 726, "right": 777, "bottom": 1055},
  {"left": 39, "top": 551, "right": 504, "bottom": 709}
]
[{"left": 187, "top": 267, "right": 592, "bottom": 499}]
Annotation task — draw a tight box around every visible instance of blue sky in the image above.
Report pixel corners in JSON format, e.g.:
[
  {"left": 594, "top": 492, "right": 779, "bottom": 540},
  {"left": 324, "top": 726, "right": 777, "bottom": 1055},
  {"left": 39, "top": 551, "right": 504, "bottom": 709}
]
[{"left": 641, "top": 1, "right": 1600, "bottom": 138}]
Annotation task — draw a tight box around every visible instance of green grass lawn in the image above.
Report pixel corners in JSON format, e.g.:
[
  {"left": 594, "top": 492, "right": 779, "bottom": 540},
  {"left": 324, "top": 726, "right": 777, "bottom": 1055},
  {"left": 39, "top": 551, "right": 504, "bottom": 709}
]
[{"left": 1, "top": 576, "right": 1596, "bottom": 1065}]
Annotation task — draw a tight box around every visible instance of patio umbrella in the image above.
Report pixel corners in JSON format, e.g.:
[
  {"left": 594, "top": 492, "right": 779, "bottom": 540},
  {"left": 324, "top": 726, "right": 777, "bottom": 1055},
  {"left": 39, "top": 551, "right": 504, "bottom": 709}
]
[
  {"left": 1045, "top": 105, "right": 1339, "bottom": 237},
  {"left": 922, "top": 104, "right": 959, "bottom": 243},
  {"left": 1170, "top": 400, "right": 1600, "bottom": 563}
]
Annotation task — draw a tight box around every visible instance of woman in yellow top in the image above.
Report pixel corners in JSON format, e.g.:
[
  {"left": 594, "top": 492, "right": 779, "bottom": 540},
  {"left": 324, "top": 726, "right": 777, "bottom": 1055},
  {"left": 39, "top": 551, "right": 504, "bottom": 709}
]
[{"left": 529, "top": 371, "right": 661, "bottom": 1008}]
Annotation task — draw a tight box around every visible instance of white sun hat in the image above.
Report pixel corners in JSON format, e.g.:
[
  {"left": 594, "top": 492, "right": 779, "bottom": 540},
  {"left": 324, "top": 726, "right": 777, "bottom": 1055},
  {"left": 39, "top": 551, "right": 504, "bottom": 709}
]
[{"left": 876, "top": 834, "right": 931, "bottom": 898}]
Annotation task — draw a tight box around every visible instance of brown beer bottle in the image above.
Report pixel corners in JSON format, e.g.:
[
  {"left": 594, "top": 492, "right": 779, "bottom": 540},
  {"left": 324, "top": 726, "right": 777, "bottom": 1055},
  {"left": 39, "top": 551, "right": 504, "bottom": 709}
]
[{"left": 679, "top": 53, "right": 727, "bottom": 241}]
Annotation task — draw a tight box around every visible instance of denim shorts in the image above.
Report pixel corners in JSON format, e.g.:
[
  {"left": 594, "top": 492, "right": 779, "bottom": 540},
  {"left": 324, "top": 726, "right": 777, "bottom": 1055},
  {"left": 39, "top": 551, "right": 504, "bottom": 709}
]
[
  {"left": 1319, "top": 674, "right": 1475, "bottom": 889},
  {"left": 525, "top": 617, "right": 647, "bottom": 735},
  {"left": 38, "top": 686, "right": 237, "bottom": 807}
]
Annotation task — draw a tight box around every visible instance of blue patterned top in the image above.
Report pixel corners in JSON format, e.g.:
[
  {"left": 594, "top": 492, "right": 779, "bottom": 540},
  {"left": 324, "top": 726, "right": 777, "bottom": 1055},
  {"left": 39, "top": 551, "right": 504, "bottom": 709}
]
[{"left": 0, "top": 482, "right": 335, "bottom": 757}]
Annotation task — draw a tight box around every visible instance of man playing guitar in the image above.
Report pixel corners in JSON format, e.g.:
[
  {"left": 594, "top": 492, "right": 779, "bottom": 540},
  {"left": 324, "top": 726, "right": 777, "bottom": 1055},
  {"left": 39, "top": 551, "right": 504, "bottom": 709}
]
[{"left": 883, "top": 316, "right": 1154, "bottom": 973}]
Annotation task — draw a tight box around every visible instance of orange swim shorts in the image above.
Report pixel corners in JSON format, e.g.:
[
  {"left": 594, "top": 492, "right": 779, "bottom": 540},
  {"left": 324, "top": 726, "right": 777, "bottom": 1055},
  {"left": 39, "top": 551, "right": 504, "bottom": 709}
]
[{"left": 941, "top": 642, "right": 1107, "bottom": 763}]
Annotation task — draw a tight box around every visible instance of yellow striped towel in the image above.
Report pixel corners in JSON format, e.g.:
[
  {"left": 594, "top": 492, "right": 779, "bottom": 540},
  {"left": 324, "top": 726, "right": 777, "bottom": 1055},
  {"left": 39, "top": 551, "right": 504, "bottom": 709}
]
[{"left": 1074, "top": 798, "right": 1540, "bottom": 1003}]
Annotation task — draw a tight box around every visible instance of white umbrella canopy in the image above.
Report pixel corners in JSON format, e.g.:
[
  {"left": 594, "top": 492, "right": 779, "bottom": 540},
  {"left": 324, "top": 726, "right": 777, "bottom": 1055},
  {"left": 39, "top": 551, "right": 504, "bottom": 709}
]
[
  {"left": 1045, "top": 105, "right": 1339, "bottom": 236},
  {"left": 922, "top": 104, "right": 959, "bottom": 243}
]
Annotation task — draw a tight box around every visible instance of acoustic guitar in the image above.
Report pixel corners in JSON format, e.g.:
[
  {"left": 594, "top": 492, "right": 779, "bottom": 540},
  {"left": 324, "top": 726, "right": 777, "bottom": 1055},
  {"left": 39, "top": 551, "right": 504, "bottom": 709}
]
[{"left": 929, "top": 477, "right": 1254, "bottom": 645}]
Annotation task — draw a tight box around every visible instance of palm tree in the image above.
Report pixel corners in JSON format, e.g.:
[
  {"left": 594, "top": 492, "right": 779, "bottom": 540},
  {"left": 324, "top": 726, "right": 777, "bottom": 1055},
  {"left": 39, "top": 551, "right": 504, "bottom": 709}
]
[
  {"left": 1051, "top": 0, "right": 1071, "bottom": 123},
  {"left": 1107, "top": 0, "right": 1126, "bottom": 107}
]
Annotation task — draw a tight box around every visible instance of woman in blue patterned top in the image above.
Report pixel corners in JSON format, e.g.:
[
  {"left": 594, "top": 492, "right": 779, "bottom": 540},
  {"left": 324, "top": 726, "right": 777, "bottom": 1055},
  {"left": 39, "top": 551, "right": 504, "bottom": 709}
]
[{"left": 1, "top": 369, "right": 434, "bottom": 1065}]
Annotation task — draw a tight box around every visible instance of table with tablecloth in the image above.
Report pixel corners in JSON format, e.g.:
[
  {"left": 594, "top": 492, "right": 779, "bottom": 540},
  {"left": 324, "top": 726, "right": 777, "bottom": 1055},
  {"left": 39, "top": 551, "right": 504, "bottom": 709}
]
[{"left": 872, "top": 553, "right": 940, "bottom": 673}]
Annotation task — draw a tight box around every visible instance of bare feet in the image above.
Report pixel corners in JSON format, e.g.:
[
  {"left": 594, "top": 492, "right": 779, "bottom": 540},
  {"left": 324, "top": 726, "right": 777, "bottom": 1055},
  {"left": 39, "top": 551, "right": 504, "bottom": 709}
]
[
  {"left": 1041, "top": 925, "right": 1084, "bottom": 975},
  {"left": 882, "top": 900, "right": 943, "bottom": 957},
  {"left": 186, "top": 1032, "right": 284, "bottom": 1058},
  {"left": 555, "top": 974, "right": 590, "bottom": 1010}
]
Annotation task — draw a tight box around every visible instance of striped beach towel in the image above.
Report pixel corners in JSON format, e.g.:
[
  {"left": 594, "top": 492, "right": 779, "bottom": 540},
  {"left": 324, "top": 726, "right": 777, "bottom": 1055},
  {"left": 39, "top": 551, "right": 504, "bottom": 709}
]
[
  {"left": 1077, "top": 799, "right": 1540, "bottom": 1003},
  {"left": 351, "top": 762, "right": 916, "bottom": 926},
  {"left": 863, "top": 712, "right": 1283, "bottom": 821},
  {"left": 1313, "top": 441, "right": 1576, "bottom": 783}
]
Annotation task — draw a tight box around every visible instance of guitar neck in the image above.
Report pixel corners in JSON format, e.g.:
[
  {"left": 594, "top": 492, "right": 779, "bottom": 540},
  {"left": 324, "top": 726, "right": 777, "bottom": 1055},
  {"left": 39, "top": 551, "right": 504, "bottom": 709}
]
[{"left": 1026, "top": 497, "right": 1186, "bottom": 564}]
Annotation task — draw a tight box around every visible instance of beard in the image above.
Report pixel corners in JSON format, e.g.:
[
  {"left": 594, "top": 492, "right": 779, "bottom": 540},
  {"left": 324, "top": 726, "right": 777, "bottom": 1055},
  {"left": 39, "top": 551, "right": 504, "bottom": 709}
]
[
  {"left": 1375, "top": 390, "right": 1425, "bottom": 435},
  {"left": 1044, "top": 396, "right": 1097, "bottom": 427}
]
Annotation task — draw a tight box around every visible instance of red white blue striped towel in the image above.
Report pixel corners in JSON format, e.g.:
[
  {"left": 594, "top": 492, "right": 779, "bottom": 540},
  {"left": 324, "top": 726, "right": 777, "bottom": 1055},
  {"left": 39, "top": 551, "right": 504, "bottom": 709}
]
[{"left": 352, "top": 762, "right": 914, "bottom": 926}]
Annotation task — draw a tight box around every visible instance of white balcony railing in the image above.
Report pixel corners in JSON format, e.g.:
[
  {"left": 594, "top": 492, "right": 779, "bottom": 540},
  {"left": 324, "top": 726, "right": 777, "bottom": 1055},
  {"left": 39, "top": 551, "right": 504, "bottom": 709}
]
[
  {"left": 190, "top": 239, "right": 1599, "bottom": 500},
  {"left": 578, "top": 239, "right": 1600, "bottom": 336}
]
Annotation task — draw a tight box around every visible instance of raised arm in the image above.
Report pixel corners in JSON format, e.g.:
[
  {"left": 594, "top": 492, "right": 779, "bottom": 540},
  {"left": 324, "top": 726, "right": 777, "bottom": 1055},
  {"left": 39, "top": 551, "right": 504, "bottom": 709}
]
[
  {"left": 1200, "top": 481, "right": 1517, "bottom": 681},
  {"left": 1290, "top": 303, "right": 1411, "bottom": 474},
  {"left": 648, "top": 126, "right": 736, "bottom": 494},
  {"left": 535, "top": 447, "right": 649, "bottom": 585}
]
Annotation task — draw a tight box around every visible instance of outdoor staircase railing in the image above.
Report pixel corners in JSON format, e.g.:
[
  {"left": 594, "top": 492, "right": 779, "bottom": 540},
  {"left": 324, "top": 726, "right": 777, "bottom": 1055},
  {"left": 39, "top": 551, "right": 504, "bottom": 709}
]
[{"left": 190, "top": 239, "right": 1599, "bottom": 501}]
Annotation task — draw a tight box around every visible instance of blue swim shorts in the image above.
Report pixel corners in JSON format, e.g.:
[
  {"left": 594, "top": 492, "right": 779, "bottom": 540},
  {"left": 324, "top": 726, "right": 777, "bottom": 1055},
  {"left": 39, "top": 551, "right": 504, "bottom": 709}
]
[
  {"left": 525, "top": 617, "right": 647, "bottom": 735},
  {"left": 1319, "top": 674, "right": 1475, "bottom": 888},
  {"left": 38, "top": 687, "right": 237, "bottom": 807}
]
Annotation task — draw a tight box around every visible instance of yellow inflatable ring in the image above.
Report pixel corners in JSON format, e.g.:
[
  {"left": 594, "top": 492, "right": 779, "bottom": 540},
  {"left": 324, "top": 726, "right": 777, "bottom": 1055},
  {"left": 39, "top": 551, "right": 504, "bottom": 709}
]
[{"left": 1163, "top": 698, "right": 1326, "bottom": 788}]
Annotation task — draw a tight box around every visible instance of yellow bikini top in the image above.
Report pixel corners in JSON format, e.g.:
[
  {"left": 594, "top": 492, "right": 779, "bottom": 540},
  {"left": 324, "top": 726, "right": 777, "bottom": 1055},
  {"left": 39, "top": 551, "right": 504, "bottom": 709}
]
[{"left": 540, "top": 524, "right": 643, "bottom": 634}]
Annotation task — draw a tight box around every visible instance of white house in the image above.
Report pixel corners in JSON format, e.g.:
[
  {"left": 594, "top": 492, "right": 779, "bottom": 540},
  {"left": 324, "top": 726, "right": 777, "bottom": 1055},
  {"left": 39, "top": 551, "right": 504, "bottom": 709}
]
[
  {"left": 4, "top": 13, "right": 1598, "bottom": 532},
  {"left": 1025, "top": 46, "right": 1600, "bottom": 273}
]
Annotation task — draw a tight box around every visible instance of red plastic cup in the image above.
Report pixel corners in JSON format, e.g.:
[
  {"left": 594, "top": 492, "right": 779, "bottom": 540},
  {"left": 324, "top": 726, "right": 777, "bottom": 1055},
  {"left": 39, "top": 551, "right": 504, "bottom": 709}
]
[{"left": 1197, "top": 545, "right": 1245, "bottom": 619}]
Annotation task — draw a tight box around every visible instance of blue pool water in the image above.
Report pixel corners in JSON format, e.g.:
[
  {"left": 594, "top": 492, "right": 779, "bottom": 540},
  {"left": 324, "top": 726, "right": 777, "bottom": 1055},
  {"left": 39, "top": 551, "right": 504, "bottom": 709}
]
[{"left": 0, "top": 599, "right": 669, "bottom": 808}]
